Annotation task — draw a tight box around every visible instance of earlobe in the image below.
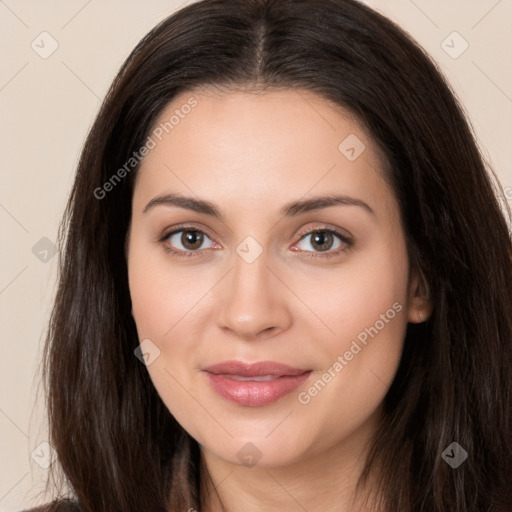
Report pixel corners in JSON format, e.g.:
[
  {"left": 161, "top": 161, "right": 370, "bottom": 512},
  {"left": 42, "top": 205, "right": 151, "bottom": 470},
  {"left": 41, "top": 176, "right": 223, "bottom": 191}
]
[{"left": 407, "top": 269, "right": 433, "bottom": 323}]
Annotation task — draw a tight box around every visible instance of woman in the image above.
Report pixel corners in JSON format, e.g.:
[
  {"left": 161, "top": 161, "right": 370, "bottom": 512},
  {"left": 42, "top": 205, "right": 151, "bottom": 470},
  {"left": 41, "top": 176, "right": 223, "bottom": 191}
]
[{"left": 25, "top": 0, "right": 512, "bottom": 511}]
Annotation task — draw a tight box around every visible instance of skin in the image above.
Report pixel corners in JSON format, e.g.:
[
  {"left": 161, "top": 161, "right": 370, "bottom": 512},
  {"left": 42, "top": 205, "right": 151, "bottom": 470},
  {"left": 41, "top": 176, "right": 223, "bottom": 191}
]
[{"left": 126, "top": 87, "right": 431, "bottom": 512}]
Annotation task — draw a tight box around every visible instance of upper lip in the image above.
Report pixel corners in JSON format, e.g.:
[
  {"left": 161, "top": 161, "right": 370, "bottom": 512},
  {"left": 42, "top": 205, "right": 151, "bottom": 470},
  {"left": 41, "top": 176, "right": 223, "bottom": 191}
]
[{"left": 202, "top": 360, "right": 310, "bottom": 377}]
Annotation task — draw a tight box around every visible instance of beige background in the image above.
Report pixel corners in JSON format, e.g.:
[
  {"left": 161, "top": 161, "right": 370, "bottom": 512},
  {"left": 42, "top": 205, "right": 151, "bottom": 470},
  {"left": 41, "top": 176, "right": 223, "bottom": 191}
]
[{"left": 1, "top": 1, "right": 511, "bottom": 510}]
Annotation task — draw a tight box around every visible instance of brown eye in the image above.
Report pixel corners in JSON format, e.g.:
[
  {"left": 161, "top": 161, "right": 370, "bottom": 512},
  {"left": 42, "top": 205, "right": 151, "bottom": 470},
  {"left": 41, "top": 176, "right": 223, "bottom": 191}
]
[
  {"left": 179, "top": 230, "right": 204, "bottom": 250},
  {"left": 162, "top": 228, "right": 216, "bottom": 257},
  {"left": 296, "top": 229, "right": 350, "bottom": 255}
]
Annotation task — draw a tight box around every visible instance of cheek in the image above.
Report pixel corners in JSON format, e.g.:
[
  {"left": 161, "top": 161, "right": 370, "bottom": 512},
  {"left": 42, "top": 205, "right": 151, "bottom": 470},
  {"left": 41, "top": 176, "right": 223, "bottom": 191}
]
[
  {"left": 129, "top": 274, "right": 171, "bottom": 340},
  {"left": 300, "top": 240, "right": 410, "bottom": 402},
  {"left": 127, "top": 249, "right": 210, "bottom": 428},
  {"left": 292, "top": 260, "right": 408, "bottom": 449},
  {"left": 128, "top": 242, "right": 209, "bottom": 340},
  {"left": 304, "top": 245, "right": 409, "bottom": 353}
]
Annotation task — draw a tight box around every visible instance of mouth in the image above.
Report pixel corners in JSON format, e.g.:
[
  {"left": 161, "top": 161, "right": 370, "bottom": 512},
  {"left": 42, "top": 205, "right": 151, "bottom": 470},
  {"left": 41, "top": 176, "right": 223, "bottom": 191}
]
[{"left": 202, "top": 360, "right": 312, "bottom": 407}]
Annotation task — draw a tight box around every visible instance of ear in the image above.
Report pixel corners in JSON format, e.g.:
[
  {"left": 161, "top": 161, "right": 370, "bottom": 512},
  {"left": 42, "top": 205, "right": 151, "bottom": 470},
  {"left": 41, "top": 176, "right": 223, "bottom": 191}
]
[{"left": 407, "top": 268, "right": 432, "bottom": 323}]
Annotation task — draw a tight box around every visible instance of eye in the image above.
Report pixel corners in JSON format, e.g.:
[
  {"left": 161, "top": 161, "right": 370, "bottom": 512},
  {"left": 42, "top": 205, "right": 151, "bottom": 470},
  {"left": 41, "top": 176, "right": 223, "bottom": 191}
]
[
  {"left": 159, "top": 226, "right": 218, "bottom": 258},
  {"left": 293, "top": 228, "right": 352, "bottom": 258}
]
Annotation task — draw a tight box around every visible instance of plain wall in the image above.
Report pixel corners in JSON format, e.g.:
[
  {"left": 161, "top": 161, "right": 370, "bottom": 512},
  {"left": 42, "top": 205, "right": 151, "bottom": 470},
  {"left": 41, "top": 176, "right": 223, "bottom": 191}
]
[{"left": 0, "top": 1, "right": 510, "bottom": 510}]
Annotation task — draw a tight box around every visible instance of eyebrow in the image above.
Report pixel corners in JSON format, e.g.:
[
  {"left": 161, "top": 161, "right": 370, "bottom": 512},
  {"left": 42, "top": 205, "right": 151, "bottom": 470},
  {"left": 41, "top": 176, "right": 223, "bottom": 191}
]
[{"left": 142, "top": 192, "right": 375, "bottom": 218}]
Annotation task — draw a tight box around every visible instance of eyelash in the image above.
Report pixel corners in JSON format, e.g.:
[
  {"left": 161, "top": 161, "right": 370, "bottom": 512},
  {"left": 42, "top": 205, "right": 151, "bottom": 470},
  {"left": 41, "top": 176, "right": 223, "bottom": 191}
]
[{"left": 158, "top": 223, "right": 353, "bottom": 260}]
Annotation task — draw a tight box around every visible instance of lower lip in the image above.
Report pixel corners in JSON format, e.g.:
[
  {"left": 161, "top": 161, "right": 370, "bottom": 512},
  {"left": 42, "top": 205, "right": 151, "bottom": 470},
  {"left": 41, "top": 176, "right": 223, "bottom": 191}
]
[{"left": 204, "top": 371, "right": 312, "bottom": 407}]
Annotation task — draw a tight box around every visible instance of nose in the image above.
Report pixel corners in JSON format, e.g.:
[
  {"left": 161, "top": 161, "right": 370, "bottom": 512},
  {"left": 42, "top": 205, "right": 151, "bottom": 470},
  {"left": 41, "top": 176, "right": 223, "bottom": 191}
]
[{"left": 217, "top": 248, "right": 292, "bottom": 341}]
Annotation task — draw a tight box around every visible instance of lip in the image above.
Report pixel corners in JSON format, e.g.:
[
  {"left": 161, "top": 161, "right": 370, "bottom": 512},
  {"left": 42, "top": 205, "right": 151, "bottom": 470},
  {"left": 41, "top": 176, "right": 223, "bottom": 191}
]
[{"left": 202, "top": 360, "right": 312, "bottom": 407}]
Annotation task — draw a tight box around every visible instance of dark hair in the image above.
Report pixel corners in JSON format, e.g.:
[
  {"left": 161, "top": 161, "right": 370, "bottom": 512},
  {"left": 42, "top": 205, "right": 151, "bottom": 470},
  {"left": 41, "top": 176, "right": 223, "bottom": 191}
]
[{"left": 31, "top": 0, "right": 512, "bottom": 511}]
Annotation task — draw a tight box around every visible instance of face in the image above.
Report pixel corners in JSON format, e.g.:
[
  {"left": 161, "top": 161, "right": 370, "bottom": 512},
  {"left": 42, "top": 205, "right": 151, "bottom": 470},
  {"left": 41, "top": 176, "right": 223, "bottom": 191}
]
[{"left": 126, "top": 88, "right": 429, "bottom": 469}]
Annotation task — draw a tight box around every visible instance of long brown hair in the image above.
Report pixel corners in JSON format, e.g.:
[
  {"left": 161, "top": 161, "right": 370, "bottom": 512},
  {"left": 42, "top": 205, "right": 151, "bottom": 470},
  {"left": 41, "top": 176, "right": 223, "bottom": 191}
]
[{"left": 31, "top": 0, "right": 512, "bottom": 510}]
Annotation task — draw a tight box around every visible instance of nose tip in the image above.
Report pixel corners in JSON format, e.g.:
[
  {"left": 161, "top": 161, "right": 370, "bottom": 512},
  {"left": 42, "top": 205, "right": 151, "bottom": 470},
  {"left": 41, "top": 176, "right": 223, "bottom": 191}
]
[{"left": 225, "top": 324, "right": 281, "bottom": 342}]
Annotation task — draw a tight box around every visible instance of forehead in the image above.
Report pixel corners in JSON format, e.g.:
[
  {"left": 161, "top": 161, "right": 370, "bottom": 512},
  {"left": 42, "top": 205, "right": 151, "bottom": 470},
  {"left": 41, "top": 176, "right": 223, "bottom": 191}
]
[{"left": 132, "top": 88, "right": 395, "bottom": 219}]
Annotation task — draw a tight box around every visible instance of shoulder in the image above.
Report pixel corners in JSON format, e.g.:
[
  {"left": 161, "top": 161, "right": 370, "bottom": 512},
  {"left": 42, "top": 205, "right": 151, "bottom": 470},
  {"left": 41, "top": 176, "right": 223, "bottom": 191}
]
[{"left": 21, "top": 500, "right": 81, "bottom": 512}]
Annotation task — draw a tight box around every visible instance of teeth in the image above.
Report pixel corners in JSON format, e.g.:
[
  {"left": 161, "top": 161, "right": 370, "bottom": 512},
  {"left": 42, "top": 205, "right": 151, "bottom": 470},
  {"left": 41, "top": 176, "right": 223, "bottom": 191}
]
[{"left": 220, "top": 374, "right": 282, "bottom": 381}]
